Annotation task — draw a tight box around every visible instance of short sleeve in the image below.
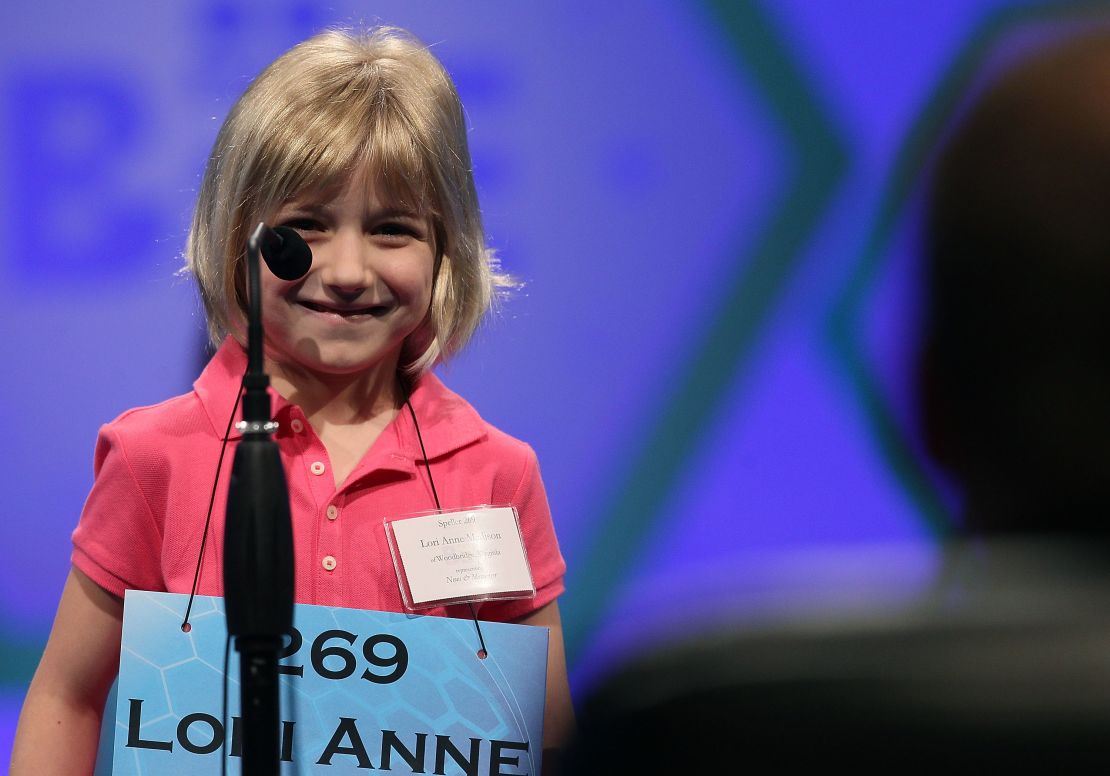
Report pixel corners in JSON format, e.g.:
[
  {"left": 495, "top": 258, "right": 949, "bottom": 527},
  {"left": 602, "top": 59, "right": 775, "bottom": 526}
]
[
  {"left": 71, "top": 423, "right": 166, "bottom": 597},
  {"left": 478, "top": 446, "right": 566, "bottom": 622}
]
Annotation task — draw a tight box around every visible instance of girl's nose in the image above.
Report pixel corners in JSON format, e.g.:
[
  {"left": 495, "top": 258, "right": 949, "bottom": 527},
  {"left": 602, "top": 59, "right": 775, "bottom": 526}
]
[{"left": 319, "top": 230, "right": 372, "bottom": 292}]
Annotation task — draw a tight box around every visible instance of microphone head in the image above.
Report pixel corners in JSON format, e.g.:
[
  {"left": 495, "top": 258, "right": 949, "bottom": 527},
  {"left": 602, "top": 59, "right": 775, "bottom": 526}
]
[{"left": 261, "top": 226, "right": 312, "bottom": 281}]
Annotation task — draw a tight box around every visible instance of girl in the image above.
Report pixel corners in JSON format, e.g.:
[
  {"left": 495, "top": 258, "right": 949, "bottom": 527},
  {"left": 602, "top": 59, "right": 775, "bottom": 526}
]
[{"left": 11, "top": 27, "right": 572, "bottom": 773}]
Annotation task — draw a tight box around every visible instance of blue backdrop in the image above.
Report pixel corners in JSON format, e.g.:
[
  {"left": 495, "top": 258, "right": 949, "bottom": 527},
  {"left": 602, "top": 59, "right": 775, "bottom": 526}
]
[{"left": 3, "top": 0, "right": 1106, "bottom": 762}]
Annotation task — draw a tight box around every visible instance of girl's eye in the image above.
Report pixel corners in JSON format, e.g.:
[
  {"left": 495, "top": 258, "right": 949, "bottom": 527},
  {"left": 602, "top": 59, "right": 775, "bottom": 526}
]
[
  {"left": 281, "top": 217, "right": 323, "bottom": 232},
  {"left": 376, "top": 222, "right": 418, "bottom": 239}
]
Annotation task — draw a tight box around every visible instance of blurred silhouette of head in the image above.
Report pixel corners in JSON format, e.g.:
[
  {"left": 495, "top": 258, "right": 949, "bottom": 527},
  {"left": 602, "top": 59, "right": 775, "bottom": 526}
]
[
  {"left": 922, "top": 30, "right": 1110, "bottom": 536},
  {"left": 567, "top": 30, "right": 1110, "bottom": 776}
]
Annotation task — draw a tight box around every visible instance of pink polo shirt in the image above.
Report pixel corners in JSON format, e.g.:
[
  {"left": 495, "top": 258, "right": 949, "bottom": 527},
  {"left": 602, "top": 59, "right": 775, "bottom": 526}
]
[{"left": 71, "top": 340, "right": 565, "bottom": 622}]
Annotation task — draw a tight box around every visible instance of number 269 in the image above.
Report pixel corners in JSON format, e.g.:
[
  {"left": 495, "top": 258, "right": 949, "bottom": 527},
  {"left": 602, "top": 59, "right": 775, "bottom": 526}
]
[{"left": 278, "top": 628, "right": 408, "bottom": 684}]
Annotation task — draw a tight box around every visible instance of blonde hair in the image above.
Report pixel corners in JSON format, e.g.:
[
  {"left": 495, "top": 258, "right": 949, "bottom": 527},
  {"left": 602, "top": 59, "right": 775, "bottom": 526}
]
[{"left": 186, "top": 27, "right": 509, "bottom": 373}]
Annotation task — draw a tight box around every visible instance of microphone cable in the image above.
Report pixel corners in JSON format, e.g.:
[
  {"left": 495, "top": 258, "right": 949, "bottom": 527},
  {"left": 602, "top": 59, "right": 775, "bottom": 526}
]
[
  {"left": 174, "top": 365, "right": 246, "bottom": 775},
  {"left": 405, "top": 397, "right": 489, "bottom": 659},
  {"left": 182, "top": 371, "right": 245, "bottom": 631}
]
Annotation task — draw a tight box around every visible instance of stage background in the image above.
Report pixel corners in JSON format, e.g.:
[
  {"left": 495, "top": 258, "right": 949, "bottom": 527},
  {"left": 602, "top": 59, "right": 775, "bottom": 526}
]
[{"left": 2, "top": 0, "right": 1105, "bottom": 761}]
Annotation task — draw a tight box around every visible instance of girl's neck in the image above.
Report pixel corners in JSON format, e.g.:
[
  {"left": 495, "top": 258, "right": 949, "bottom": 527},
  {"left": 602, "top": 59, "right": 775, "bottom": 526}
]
[{"left": 265, "top": 356, "right": 406, "bottom": 427}]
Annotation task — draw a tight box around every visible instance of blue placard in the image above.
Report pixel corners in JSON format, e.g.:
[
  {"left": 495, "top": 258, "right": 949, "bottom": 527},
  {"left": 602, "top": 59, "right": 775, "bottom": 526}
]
[{"left": 107, "top": 591, "right": 548, "bottom": 775}]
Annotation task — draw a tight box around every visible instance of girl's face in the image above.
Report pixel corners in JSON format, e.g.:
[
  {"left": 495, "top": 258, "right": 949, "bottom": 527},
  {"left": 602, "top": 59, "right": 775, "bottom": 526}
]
[{"left": 260, "top": 170, "right": 436, "bottom": 383}]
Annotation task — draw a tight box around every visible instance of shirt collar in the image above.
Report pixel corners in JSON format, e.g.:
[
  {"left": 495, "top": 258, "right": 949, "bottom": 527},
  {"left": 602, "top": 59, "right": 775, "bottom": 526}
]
[
  {"left": 194, "top": 339, "right": 252, "bottom": 440},
  {"left": 396, "top": 370, "right": 488, "bottom": 461},
  {"left": 193, "top": 338, "right": 487, "bottom": 457}
]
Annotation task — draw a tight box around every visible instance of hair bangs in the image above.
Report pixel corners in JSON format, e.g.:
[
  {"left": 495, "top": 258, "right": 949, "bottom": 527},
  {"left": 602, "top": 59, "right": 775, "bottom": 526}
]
[{"left": 258, "top": 77, "right": 436, "bottom": 225}]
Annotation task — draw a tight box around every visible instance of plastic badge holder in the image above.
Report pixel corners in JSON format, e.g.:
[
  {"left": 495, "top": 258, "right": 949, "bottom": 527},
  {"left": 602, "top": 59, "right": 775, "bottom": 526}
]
[{"left": 385, "top": 505, "right": 537, "bottom": 612}]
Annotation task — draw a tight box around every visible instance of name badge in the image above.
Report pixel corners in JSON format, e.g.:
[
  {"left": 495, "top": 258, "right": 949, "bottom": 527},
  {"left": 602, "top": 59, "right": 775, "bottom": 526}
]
[
  {"left": 102, "top": 591, "right": 548, "bottom": 775},
  {"left": 385, "top": 506, "right": 536, "bottom": 610}
]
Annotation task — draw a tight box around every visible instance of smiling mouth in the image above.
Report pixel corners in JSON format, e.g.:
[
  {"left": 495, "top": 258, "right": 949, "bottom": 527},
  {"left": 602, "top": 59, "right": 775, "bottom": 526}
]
[{"left": 298, "top": 300, "right": 393, "bottom": 318}]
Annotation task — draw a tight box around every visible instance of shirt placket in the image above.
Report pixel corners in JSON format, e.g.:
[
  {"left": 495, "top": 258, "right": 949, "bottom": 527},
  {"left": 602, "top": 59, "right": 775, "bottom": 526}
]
[{"left": 284, "top": 407, "right": 346, "bottom": 606}]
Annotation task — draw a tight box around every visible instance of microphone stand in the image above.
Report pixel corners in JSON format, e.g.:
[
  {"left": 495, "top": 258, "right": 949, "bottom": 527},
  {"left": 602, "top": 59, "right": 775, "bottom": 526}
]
[{"left": 223, "top": 222, "right": 295, "bottom": 775}]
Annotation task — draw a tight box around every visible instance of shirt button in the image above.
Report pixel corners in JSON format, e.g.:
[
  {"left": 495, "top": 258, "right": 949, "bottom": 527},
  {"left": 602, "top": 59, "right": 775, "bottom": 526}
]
[
  {"left": 310, "top": 461, "right": 326, "bottom": 476},
  {"left": 326, "top": 505, "right": 339, "bottom": 521},
  {"left": 322, "top": 555, "right": 337, "bottom": 571},
  {"left": 290, "top": 418, "right": 304, "bottom": 433}
]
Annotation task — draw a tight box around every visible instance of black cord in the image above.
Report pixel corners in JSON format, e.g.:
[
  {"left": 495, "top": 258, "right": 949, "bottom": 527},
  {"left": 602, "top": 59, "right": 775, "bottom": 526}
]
[
  {"left": 405, "top": 397, "right": 488, "bottom": 657},
  {"left": 221, "top": 633, "right": 231, "bottom": 776},
  {"left": 405, "top": 398, "right": 441, "bottom": 511},
  {"left": 182, "top": 373, "right": 245, "bottom": 631}
]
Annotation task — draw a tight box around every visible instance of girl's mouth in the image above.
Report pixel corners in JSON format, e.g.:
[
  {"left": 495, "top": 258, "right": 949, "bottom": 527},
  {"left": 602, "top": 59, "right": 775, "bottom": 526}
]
[{"left": 298, "top": 300, "right": 392, "bottom": 318}]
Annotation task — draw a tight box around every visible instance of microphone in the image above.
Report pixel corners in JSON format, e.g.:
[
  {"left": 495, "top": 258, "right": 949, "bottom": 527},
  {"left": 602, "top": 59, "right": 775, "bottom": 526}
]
[
  {"left": 230, "top": 222, "right": 300, "bottom": 773},
  {"left": 255, "top": 224, "right": 312, "bottom": 281}
]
